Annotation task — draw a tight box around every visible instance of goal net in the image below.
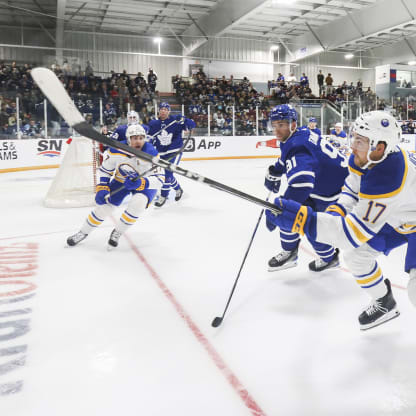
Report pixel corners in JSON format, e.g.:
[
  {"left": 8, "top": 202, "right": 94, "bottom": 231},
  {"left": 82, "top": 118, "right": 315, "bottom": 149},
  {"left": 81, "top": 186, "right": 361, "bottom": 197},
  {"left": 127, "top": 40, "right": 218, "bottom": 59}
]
[{"left": 44, "top": 136, "right": 100, "bottom": 208}]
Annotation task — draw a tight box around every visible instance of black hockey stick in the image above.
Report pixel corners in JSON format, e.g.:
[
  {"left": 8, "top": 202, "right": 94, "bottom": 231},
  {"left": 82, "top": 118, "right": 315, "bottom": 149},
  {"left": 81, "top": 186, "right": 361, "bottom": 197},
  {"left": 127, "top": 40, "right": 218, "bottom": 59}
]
[
  {"left": 31, "top": 68, "right": 281, "bottom": 214},
  {"left": 212, "top": 191, "right": 272, "bottom": 327}
]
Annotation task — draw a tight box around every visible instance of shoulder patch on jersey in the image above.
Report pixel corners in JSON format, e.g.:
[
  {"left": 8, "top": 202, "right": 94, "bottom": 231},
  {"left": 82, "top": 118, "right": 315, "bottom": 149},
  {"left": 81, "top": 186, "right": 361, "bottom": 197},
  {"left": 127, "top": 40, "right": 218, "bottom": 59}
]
[
  {"left": 108, "top": 147, "right": 129, "bottom": 157},
  {"left": 359, "top": 148, "right": 407, "bottom": 199},
  {"left": 348, "top": 154, "right": 365, "bottom": 176}
]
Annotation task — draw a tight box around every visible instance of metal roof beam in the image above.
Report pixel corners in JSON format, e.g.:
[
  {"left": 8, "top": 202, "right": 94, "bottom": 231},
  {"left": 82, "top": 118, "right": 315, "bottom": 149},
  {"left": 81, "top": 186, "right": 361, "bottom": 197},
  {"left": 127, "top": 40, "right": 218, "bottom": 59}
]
[
  {"left": 288, "top": 0, "right": 416, "bottom": 61},
  {"left": 181, "top": 0, "right": 269, "bottom": 55}
]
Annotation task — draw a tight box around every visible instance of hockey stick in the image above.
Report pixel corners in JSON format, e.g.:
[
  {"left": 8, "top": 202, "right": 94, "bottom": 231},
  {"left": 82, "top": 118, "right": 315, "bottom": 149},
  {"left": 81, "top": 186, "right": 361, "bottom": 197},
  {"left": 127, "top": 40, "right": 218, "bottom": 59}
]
[
  {"left": 211, "top": 191, "right": 272, "bottom": 328},
  {"left": 31, "top": 68, "right": 281, "bottom": 214}
]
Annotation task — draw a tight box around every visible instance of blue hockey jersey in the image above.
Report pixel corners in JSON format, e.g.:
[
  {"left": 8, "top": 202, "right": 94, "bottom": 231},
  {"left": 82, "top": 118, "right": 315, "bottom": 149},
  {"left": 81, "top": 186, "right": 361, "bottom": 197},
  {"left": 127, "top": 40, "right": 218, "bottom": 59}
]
[
  {"left": 273, "top": 128, "right": 349, "bottom": 204},
  {"left": 111, "top": 123, "right": 149, "bottom": 142},
  {"left": 148, "top": 116, "right": 196, "bottom": 156}
]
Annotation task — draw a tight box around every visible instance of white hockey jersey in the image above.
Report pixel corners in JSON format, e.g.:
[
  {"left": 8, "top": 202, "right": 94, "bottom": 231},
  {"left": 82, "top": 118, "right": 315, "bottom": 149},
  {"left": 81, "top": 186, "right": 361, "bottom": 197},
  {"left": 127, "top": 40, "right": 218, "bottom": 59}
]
[{"left": 316, "top": 147, "right": 416, "bottom": 249}]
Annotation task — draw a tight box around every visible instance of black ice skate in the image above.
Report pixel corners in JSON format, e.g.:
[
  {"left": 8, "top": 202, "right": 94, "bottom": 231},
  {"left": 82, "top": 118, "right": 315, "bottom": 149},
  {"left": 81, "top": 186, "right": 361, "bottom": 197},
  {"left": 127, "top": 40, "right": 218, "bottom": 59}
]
[
  {"left": 108, "top": 229, "right": 122, "bottom": 250},
  {"left": 175, "top": 187, "right": 183, "bottom": 201},
  {"left": 155, "top": 196, "right": 167, "bottom": 208},
  {"left": 309, "top": 248, "right": 340, "bottom": 272},
  {"left": 67, "top": 231, "right": 88, "bottom": 247},
  {"left": 359, "top": 279, "right": 400, "bottom": 330},
  {"left": 268, "top": 247, "right": 298, "bottom": 272}
]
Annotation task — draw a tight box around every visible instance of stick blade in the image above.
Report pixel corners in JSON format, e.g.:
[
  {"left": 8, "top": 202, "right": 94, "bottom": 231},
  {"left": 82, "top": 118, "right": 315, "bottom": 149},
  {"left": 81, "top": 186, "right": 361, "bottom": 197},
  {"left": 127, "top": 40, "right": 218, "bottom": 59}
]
[
  {"left": 31, "top": 67, "right": 84, "bottom": 127},
  {"left": 211, "top": 317, "right": 223, "bottom": 328}
]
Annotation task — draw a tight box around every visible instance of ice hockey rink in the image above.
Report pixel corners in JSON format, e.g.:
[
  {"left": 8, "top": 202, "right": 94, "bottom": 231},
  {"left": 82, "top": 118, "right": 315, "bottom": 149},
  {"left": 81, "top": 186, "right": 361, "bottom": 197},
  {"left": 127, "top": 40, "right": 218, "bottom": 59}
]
[{"left": 1, "top": 158, "right": 416, "bottom": 416}]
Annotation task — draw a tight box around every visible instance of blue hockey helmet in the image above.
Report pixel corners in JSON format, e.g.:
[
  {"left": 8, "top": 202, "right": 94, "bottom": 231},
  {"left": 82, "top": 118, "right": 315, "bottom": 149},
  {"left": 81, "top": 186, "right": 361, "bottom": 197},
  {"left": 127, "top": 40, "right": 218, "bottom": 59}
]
[
  {"left": 308, "top": 117, "right": 317, "bottom": 123},
  {"left": 270, "top": 104, "right": 298, "bottom": 123},
  {"left": 159, "top": 102, "right": 171, "bottom": 111}
]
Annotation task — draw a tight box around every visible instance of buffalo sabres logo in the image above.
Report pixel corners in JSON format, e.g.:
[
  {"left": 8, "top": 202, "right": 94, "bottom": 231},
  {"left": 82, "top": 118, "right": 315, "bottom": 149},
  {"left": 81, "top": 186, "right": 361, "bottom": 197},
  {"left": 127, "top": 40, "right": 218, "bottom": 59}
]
[
  {"left": 381, "top": 119, "right": 389, "bottom": 127},
  {"left": 157, "top": 129, "right": 173, "bottom": 146}
]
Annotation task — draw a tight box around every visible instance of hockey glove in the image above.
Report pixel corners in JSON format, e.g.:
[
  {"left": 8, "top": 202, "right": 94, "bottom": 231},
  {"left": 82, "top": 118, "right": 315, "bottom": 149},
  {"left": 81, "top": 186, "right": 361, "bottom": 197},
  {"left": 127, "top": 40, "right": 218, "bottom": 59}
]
[
  {"left": 325, "top": 203, "right": 346, "bottom": 217},
  {"left": 124, "top": 177, "right": 149, "bottom": 191},
  {"left": 265, "top": 198, "right": 317, "bottom": 239},
  {"left": 264, "top": 165, "right": 282, "bottom": 193},
  {"left": 265, "top": 215, "right": 277, "bottom": 232},
  {"left": 95, "top": 184, "right": 110, "bottom": 205},
  {"left": 175, "top": 114, "right": 185, "bottom": 124}
]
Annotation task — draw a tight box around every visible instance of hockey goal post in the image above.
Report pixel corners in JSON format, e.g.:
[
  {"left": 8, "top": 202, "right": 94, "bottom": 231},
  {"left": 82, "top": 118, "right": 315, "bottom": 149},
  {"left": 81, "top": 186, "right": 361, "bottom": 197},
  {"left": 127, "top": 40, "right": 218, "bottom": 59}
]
[{"left": 44, "top": 136, "right": 101, "bottom": 208}]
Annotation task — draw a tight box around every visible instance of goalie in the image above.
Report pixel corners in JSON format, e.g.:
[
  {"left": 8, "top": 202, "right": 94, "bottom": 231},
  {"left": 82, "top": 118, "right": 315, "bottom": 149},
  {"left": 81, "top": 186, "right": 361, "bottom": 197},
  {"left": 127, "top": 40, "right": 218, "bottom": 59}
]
[{"left": 67, "top": 124, "right": 164, "bottom": 249}]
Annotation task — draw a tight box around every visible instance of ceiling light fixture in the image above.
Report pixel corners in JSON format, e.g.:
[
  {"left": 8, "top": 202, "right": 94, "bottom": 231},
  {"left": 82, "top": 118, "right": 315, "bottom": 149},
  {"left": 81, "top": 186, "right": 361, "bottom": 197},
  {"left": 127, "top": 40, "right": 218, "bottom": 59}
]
[
  {"left": 270, "top": 45, "right": 279, "bottom": 51},
  {"left": 408, "top": 60, "right": 416, "bottom": 65},
  {"left": 345, "top": 53, "right": 354, "bottom": 59}
]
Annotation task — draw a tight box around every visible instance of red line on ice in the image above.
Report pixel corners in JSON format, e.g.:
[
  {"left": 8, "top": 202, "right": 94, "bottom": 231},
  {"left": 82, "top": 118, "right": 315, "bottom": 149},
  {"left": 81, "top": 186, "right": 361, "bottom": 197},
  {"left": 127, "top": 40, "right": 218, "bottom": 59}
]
[{"left": 124, "top": 233, "right": 268, "bottom": 416}]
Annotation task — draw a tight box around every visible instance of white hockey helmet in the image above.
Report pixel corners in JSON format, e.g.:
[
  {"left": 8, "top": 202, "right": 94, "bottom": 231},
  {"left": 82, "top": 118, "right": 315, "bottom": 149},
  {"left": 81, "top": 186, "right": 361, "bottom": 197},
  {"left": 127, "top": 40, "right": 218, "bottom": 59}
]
[
  {"left": 350, "top": 111, "right": 401, "bottom": 167},
  {"left": 126, "top": 123, "right": 146, "bottom": 145},
  {"left": 127, "top": 110, "right": 140, "bottom": 125}
]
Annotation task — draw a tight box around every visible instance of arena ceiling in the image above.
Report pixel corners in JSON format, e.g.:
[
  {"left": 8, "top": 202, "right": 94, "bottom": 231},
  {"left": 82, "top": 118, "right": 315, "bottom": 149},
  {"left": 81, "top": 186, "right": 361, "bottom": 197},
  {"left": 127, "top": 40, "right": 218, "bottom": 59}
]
[{"left": 1, "top": 0, "right": 416, "bottom": 59}]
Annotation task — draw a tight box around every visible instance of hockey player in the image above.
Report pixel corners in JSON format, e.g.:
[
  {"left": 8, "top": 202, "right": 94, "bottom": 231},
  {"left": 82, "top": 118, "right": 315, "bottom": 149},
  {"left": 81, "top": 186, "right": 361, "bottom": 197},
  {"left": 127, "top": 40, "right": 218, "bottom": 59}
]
[
  {"left": 111, "top": 110, "right": 148, "bottom": 142},
  {"left": 148, "top": 102, "right": 196, "bottom": 208},
  {"left": 329, "top": 122, "right": 347, "bottom": 147},
  {"left": 265, "top": 111, "right": 416, "bottom": 330},
  {"left": 66, "top": 124, "right": 163, "bottom": 250},
  {"left": 302, "top": 117, "right": 321, "bottom": 136},
  {"left": 264, "top": 104, "right": 348, "bottom": 272}
]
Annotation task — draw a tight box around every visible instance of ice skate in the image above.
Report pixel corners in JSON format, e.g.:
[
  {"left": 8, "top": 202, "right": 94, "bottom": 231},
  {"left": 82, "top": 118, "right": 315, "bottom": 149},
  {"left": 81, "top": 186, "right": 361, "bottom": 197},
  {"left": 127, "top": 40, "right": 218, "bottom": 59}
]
[
  {"left": 154, "top": 196, "right": 167, "bottom": 208},
  {"left": 268, "top": 247, "right": 298, "bottom": 272},
  {"left": 309, "top": 248, "right": 340, "bottom": 272},
  {"left": 359, "top": 279, "right": 400, "bottom": 330},
  {"left": 175, "top": 187, "right": 183, "bottom": 201},
  {"left": 108, "top": 229, "right": 122, "bottom": 250},
  {"left": 67, "top": 231, "right": 88, "bottom": 247}
]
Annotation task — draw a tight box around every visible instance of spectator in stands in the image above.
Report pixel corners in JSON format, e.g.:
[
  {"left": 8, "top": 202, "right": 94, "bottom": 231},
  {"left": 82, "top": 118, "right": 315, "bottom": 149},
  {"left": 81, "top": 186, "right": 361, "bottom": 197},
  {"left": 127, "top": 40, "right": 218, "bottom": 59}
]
[
  {"left": 287, "top": 73, "right": 297, "bottom": 85},
  {"left": 300, "top": 73, "right": 309, "bottom": 87},
  {"left": 147, "top": 68, "right": 157, "bottom": 93},
  {"left": 317, "top": 70, "right": 324, "bottom": 94},
  {"left": 325, "top": 73, "right": 334, "bottom": 95},
  {"left": 402, "top": 119, "right": 415, "bottom": 134},
  {"left": 277, "top": 73, "right": 285, "bottom": 85},
  {"left": 85, "top": 61, "right": 94, "bottom": 77}
]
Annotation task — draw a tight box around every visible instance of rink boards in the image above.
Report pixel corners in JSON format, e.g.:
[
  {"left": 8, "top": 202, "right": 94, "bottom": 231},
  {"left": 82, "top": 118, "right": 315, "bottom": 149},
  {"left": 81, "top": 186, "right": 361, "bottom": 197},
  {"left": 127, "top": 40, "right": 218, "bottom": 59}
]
[{"left": 1, "top": 134, "right": 416, "bottom": 173}]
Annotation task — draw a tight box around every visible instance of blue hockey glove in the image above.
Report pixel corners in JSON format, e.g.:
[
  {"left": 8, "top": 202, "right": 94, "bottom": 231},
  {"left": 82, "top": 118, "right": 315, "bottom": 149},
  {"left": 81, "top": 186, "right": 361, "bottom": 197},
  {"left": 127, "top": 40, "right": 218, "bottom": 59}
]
[
  {"left": 124, "top": 176, "right": 149, "bottom": 191},
  {"left": 265, "top": 215, "right": 277, "bottom": 232},
  {"left": 264, "top": 165, "right": 282, "bottom": 193},
  {"left": 175, "top": 114, "right": 185, "bottom": 123},
  {"left": 265, "top": 198, "right": 317, "bottom": 239},
  {"left": 95, "top": 184, "right": 110, "bottom": 205}
]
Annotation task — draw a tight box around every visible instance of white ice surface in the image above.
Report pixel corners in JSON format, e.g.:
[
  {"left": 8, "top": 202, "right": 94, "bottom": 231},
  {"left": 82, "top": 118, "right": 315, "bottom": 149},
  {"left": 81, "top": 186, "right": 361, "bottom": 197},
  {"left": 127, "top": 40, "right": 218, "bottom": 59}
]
[{"left": 1, "top": 159, "right": 416, "bottom": 416}]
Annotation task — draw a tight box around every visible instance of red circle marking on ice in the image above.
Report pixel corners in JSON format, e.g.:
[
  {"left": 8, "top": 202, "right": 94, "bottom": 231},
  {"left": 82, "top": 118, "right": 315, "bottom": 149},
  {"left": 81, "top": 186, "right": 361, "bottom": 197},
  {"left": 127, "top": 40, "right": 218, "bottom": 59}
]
[{"left": 0, "top": 280, "right": 37, "bottom": 297}]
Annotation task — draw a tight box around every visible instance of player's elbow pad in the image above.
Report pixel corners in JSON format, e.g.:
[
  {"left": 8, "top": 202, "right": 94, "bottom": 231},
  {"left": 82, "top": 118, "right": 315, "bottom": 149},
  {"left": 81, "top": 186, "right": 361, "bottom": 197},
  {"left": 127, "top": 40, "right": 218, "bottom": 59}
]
[{"left": 325, "top": 203, "right": 346, "bottom": 217}]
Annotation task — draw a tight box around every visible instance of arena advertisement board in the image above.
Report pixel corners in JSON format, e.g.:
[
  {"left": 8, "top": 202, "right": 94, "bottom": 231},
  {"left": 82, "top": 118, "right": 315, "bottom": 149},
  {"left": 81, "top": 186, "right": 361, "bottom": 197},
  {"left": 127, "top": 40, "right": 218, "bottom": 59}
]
[
  {"left": 1, "top": 134, "right": 415, "bottom": 173},
  {"left": 0, "top": 139, "right": 70, "bottom": 172},
  {"left": 181, "top": 135, "right": 279, "bottom": 160}
]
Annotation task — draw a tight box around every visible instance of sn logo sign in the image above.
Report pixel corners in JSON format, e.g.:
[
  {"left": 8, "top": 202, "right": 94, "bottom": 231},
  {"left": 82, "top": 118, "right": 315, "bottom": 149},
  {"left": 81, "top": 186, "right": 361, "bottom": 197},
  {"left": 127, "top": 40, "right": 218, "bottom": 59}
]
[
  {"left": 37, "top": 139, "right": 63, "bottom": 157},
  {"left": 183, "top": 138, "right": 221, "bottom": 152}
]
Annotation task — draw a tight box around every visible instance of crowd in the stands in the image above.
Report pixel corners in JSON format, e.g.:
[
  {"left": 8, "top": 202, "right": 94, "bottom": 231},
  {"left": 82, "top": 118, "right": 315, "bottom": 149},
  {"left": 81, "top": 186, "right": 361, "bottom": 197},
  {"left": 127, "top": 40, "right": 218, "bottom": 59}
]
[{"left": 1, "top": 60, "right": 416, "bottom": 139}]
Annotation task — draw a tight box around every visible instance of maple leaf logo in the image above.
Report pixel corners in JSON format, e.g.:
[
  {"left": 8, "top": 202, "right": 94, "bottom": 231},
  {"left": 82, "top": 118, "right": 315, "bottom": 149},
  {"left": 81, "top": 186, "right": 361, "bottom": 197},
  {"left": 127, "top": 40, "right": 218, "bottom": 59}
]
[{"left": 157, "top": 130, "right": 173, "bottom": 146}]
